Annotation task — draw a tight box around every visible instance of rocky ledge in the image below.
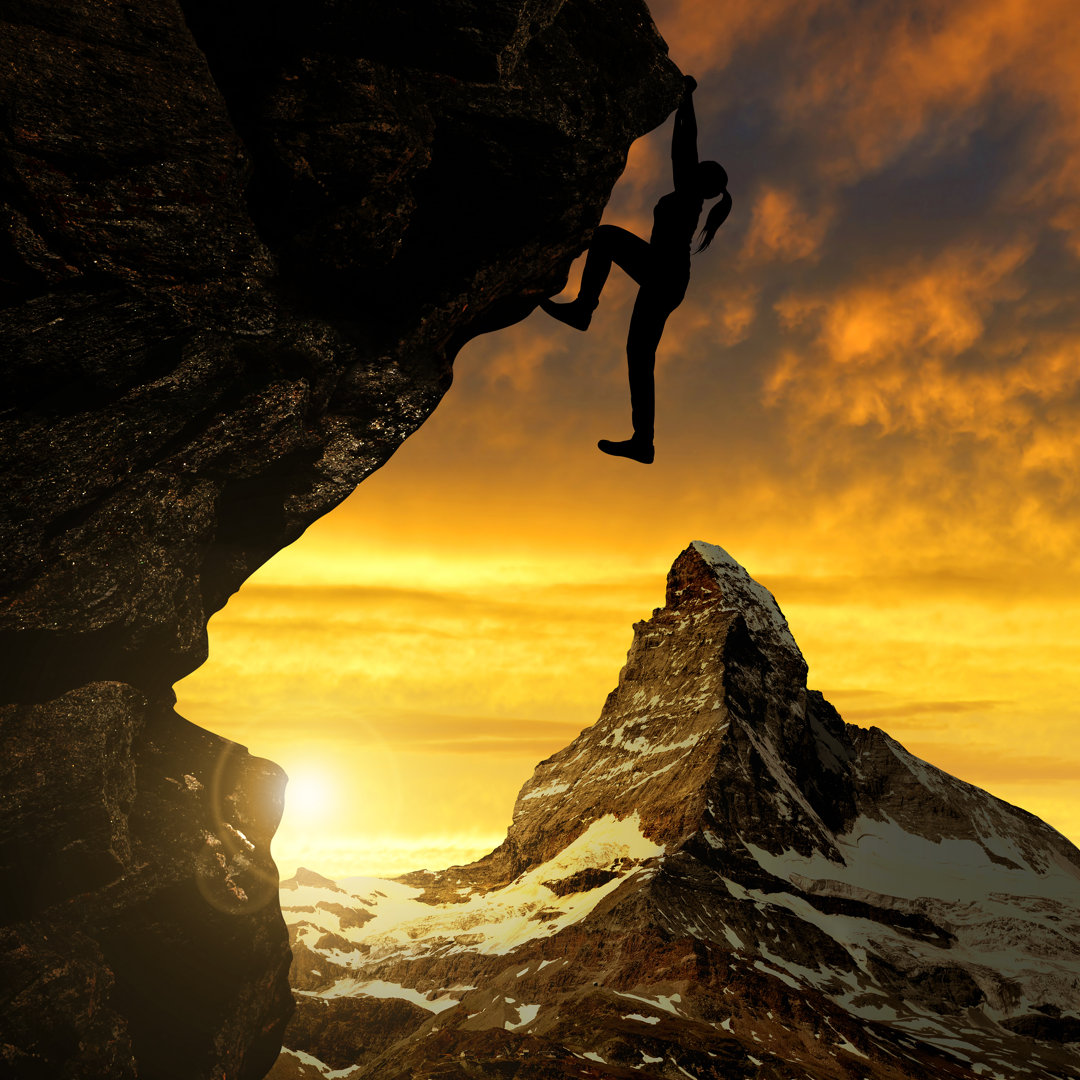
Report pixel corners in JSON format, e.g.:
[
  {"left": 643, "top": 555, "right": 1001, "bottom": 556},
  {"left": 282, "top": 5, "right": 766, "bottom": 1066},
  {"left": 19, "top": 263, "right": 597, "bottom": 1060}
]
[
  {"left": 0, "top": 1, "right": 681, "bottom": 1076},
  {"left": 275, "top": 543, "right": 1080, "bottom": 1080}
]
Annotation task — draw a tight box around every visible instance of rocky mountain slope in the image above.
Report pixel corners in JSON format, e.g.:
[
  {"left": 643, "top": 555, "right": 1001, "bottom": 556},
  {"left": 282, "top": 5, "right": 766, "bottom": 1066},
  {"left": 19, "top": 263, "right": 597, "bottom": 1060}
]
[
  {"left": 272, "top": 543, "right": 1080, "bottom": 1080},
  {"left": 0, "top": 1, "right": 681, "bottom": 1076}
]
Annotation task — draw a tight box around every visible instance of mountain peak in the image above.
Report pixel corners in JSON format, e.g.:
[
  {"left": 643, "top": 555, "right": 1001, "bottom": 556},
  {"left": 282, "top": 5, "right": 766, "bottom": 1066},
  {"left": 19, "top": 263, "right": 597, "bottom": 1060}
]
[
  {"left": 282, "top": 867, "right": 345, "bottom": 893},
  {"left": 434, "top": 543, "right": 839, "bottom": 885},
  {"left": 668, "top": 541, "right": 805, "bottom": 680}
]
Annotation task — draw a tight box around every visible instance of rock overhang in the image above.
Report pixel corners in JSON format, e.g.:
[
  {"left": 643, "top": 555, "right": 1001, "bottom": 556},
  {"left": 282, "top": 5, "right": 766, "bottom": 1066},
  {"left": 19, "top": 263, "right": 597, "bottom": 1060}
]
[{"left": 0, "top": 1, "right": 684, "bottom": 1076}]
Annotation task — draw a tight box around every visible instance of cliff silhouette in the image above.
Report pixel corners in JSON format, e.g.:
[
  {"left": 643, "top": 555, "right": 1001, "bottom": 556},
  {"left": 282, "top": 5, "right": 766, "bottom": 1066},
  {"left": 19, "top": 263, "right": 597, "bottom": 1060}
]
[{"left": 0, "top": 1, "right": 682, "bottom": 1075}]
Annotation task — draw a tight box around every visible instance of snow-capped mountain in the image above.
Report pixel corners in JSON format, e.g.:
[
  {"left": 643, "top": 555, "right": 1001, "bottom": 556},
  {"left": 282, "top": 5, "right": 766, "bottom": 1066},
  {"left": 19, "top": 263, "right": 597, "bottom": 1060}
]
[{"left": 268, "top": 542, "right": 1080, "bottom": 1080}]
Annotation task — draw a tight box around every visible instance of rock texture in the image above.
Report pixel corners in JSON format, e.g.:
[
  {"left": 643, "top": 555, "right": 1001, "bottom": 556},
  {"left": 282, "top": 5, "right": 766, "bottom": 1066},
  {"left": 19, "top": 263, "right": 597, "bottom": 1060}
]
[
  {"left": 276, "top": 543, "right": 1080, "bottom": 1080},
  {"left": 0, "top": 1, "right": 682, "bottom": 1076}
]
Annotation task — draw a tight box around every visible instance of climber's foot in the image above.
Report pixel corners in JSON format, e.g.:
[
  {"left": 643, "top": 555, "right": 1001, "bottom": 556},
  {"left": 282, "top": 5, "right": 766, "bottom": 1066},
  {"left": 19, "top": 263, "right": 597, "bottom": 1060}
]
[
  {"left": 597, "top": 436, "right": 654, "bottom": 464},
  {"left": 539, "top": 297, "right": 594, "bottom": 331}
]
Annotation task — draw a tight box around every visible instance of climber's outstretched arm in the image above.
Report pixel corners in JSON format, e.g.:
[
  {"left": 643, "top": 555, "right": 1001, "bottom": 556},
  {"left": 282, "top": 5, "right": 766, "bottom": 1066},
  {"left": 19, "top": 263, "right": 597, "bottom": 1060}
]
[{"left": 672, "top": 75, "right": 699, "bottom": 192}]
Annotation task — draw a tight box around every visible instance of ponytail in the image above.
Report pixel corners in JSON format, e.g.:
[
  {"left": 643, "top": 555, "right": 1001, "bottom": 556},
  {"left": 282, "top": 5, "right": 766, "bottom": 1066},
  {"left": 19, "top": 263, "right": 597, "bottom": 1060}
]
[{"left": 696, "top": 190, "right": 732, "bottom": 253}]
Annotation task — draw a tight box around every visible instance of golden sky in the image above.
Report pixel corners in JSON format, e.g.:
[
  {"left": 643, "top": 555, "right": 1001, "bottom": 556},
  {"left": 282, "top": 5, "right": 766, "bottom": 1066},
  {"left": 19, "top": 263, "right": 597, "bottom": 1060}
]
[{"left": 176, "top": 0, "right": 1080, "bottom": 878}]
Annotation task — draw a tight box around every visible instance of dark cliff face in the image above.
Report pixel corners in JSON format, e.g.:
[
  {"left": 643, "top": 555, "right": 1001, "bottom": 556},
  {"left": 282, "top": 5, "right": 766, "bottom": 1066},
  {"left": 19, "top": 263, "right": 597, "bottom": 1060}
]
[{"left": 0, "top": 1, "right": 682, "bottom": 1075}]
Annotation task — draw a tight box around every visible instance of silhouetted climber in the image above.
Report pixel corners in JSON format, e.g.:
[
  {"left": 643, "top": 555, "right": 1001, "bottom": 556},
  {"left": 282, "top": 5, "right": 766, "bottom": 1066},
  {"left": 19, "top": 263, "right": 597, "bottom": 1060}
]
[{"left": 540, "top": 76, "right": 731, "bottom": 463}]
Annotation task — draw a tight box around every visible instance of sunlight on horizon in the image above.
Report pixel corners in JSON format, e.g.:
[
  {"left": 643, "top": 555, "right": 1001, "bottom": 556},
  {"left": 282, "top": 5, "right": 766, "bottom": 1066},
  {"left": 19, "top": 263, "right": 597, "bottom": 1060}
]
[{"left": 180, "top": 517, "right": 1080, "bottom": 884}]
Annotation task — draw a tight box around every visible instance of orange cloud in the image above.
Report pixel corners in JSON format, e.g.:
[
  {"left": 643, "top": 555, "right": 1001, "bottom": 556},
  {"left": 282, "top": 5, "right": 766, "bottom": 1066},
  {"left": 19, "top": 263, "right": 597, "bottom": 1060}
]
[
  {"left": 651, "top": 0, "right": 830, "bottom": 75},
  {"left": 475, "top": 324, "right": 568, "bottom": 394},
  {"left": 742, "top": 185, "right": 833, "bottom": 263},
  {"left": 712, "top": 284, "right": 759, "bottom": 345},
  {"left": 762, "top": 239, "right": 1080, "bottom": 459},
  {"left": 657, "top": 0, "right": 1080, "bottom": 245}
]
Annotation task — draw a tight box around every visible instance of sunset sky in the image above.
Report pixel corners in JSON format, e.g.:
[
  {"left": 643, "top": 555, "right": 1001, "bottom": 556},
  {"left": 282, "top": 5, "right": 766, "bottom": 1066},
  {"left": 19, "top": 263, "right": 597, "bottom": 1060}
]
[{"left": 176, "top": 0, "right": 1080, "bottom": 879}]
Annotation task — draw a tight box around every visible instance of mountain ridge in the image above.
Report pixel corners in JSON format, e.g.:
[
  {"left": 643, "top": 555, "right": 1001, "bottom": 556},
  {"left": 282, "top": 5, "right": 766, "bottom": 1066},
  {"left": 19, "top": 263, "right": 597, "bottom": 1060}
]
[{"left": 271, "top": 542, "right": 1080, "bottom": 1079}]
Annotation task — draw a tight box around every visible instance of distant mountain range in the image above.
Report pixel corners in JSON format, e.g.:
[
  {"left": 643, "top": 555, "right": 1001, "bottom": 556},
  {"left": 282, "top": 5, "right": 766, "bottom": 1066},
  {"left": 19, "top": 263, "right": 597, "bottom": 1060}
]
[{"left": 267, "top": 542, "right": 1080, "bottom": 1079}]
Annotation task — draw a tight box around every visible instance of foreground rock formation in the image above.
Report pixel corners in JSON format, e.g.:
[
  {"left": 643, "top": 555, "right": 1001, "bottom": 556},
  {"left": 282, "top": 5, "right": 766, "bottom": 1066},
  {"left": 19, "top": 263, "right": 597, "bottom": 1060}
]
[
  {"left": 0, "top": 1, "right": 681, "bottom": 1075},
  {"left": 274, "top": 543, "right": 1080, "bottom": 1080}
]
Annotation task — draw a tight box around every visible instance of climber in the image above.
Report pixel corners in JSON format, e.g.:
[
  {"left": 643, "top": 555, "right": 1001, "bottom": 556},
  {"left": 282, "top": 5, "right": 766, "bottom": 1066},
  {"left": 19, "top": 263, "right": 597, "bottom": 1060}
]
[{"left": 539, "top": 75, "right": 731, "bottom": 464}]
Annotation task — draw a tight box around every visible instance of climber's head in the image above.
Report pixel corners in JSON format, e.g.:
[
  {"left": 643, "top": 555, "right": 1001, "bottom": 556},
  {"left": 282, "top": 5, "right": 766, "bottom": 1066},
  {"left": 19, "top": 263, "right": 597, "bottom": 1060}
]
[{"left": 695, "top": 160, "right": 727, "bottom": 200}]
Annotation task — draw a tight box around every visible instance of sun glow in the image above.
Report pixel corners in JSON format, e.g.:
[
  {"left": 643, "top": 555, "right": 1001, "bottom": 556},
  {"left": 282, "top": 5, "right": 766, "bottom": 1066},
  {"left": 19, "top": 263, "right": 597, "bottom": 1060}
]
[{"left": 286, "top": 768, "right": 334, "bottom": 823}]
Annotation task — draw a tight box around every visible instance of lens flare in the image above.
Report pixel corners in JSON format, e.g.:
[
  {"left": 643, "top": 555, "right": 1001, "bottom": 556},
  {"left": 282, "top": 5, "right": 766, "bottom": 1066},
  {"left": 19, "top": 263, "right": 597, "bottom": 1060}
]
[{"left": 287, "top": 770, "right": 331, "bottom": 819}]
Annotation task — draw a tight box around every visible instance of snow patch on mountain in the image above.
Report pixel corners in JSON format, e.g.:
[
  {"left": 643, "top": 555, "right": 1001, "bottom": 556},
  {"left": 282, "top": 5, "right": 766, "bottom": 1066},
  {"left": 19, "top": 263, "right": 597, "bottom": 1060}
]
[
  {"left": 745, "top": 814, "right": 1077, "bottom": 905},
  {"left": 504, "top": 1003, "right": 541, "bottom": 1029},
  {"left": 286, "top": 813, "right": 662, "bottom": 967},
  {"left": 278, "top": 1047, "right": 362, "bottom": 1078},
  {"left": 300, "top": 978, "right": 461, "bottom": 1012},
  {"left": 615, "top": 990, "right": 685, "bottom": 1017}
]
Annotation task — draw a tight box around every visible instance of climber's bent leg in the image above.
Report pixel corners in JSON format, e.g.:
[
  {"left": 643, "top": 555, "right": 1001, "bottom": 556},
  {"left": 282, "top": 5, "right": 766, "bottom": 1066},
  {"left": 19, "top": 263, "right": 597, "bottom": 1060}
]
[
  {"left": 580, "top": 225, "right": 653, "bottom": 301},
  {"left": 541, "top": 225, "right": 653, "bottom": 331}
]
